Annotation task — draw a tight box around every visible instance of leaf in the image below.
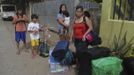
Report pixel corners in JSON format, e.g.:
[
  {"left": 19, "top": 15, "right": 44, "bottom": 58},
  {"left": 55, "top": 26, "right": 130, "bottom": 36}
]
[
  {"left": 121, "top": 44, "right": 133, "bottom": 56},
  {"left": 111, "top": 31, "right": 134, "bottom": 57},
  {"left": 113, "top": 35, "right": 118, "bottom": 51},
  {"left": 117, "top": 32, "right": 127, "bottom": 51}
]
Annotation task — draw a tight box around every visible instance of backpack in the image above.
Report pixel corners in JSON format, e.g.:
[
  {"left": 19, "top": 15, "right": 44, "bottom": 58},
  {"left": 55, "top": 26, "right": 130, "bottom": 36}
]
[{"left": 52, "top": 40, "right": 74, "bottom": 65}]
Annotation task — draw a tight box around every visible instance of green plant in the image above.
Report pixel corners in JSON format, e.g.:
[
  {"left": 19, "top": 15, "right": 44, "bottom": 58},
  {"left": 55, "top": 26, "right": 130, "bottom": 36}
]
[
  {"left": 111, "top": 31, "right": 134, "bottom": 58},
  {"left": 110, "top": 0, "right": 134, "bottom": 58}
]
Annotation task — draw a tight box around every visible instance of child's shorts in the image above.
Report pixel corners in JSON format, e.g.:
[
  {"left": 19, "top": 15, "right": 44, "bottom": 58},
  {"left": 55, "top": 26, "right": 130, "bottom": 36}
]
[
  {"left": 15, "top": 32, "right": 26, "bottom": 43},
  {"left": 31, "top": 39, "right": 39, "bottom": 47}
]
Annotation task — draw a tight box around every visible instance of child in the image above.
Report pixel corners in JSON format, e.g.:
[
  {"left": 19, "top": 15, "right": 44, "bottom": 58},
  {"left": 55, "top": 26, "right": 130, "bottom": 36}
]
[
  {"left": 63, "top": 11, "right": 70, "bottom": 34},
  {"left": 28, "top": 14, "right": 40, "bottom": 59},
  {"left": 12, "top": 9, "right": 29, "bottom": 55}
]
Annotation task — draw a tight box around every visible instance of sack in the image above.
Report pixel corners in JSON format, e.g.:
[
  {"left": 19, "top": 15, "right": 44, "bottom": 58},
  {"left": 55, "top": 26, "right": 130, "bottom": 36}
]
[
  {"left": 122, "top": 57, "right": 134, "bottom": 75},
  {"left": 87, "top": 47, "right": 111, "bottom": 59},
  {"left": 86, "top": 31, "right": 102, "bottom": 46},
  {"left": 92, "top": 57, "right": 123, "bottom": 75}
]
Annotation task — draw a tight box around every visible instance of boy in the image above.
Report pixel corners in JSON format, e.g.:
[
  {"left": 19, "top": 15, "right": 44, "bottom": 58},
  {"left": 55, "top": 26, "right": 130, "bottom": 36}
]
[
  {"left": 12, "top": 9, "right": 29, "bottom": 55},
  {"left": 28, "top": 14, "right": 40, "bottom": 58}
]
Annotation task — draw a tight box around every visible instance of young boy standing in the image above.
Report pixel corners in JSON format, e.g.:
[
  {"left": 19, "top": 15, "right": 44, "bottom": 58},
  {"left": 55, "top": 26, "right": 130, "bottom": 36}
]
[
  {"left": 12, "top": 9, "right": 29, "bottom": 55},
  {"left": 28, "top": 14, "right": 40, "bottom": 58}
]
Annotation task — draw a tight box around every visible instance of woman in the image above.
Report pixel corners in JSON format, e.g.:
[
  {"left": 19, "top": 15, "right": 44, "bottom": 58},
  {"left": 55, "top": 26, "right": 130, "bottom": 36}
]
[
  {"left": 12, "top": 9, "right": 29, "bottom": 55},
  {"left": 73, "top": 6, "right": 93, "bottom": 52},
  {"left": 72, "top": 6, "right": 93, "bottom": 75},
  {"left": 57, "top": 4, "right": 69, "bottom": 36}
]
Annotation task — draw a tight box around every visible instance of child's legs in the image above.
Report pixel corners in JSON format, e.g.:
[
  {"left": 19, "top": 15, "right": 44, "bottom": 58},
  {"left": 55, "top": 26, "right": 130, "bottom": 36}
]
[
  {"left": 20, "top": 32, "right": 26, "bottom": 47},
  {"left": 15, "top": 32, "right": 21, "bottom": 48},
  {"left": 15, "top": 32, "right": 22, "bottom": 54},
  {"left": 31, "top": 39, "right": 39, "bottom": 55}
]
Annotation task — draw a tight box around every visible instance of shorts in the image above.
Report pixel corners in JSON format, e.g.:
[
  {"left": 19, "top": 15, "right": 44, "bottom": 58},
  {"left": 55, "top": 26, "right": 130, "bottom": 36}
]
[
  {"left": 31, "top": 39, "right": 39, "bottom": 47},
  {"left": 15, "top": 32, "right": 26, "bottom": 43}
]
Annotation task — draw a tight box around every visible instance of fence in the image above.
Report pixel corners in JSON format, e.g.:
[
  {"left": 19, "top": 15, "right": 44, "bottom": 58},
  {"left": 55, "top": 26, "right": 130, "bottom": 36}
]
[
  {"left": 32, "top": 0, "right": 75, "bottom": 27},
  {"left": 112, "top": 0, "right": 134, "bottom": 21},
  {"left": 32, "top": 0, "right": 102, "bottom": 33}
]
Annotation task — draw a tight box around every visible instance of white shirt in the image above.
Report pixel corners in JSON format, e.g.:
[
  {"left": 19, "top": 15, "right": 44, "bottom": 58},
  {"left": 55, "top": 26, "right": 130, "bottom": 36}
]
[
  {"left": 28, "top": 22, "right": 40, "bottom": 40},
  {"left": 64, "top": 17, "right": 70, "bottom": 26}
]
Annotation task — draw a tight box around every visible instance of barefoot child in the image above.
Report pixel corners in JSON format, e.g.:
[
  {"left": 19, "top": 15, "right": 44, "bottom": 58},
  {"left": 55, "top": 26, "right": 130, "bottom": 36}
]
[{"left": 28, "top": 14, "right": 40, "bottom": 58}]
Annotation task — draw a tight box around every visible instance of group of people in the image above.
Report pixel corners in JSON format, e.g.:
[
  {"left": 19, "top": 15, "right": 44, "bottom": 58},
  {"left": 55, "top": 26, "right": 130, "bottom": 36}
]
[
  {"left": 12, "top": 9, "right": 41, "bottom": 58},
  {"left": 57, "top": 4, "right": 93, "bottom": 52},
  {"left": 12, "top": 4, "right": 93, "bottom": 59}
]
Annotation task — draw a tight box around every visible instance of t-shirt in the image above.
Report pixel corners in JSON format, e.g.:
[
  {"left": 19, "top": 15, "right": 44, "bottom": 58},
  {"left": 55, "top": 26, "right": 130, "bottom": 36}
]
[
  {"left": 64, "top": 17, "right": 70, "bottom": 26},
  {"left": 28, "top": 22, "right": 40, "bottom": 40},
  {"left": 13, "top": 15, "right": 28, "bottom": 32}
]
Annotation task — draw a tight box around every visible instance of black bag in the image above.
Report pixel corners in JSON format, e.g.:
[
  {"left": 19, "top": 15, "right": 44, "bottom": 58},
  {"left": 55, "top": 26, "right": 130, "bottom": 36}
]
[
  {"left": 122, "top": 57, "right": 134, "bottom": 75},
  {"left": 38, "top": 41, "right": 49, "bottom": 54},
  {"left": 87, "top": 47, "right": 111, "bottom": 59},
  {"left": 88, "top": 31, "right": 102, "bottom": 46}
]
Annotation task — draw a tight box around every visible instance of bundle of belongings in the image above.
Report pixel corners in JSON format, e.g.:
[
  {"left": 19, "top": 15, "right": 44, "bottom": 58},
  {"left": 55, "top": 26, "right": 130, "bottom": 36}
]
[
  {"left": 76, "top": 46, "right": 123, "bottom": 75},
  {"left": 121, "top": 57, "right": 134, "bottom": 75},
  {"left": 92, "top": 57, "right": 123, "bottom": 75},
  {"left": 49, "top": 40, "right": 75, "bottom": 73}
]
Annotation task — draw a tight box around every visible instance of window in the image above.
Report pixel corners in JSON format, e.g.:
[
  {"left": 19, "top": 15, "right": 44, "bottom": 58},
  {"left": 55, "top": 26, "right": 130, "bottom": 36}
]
[
  {"left": 2, "top": 6, "right": 15, "bottom": 12},
  {"left": 112, "top": 0, "right": 134, "bottom": 21}
]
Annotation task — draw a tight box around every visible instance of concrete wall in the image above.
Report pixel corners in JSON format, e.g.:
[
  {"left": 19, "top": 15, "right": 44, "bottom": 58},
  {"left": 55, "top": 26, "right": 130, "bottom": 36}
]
[{"left": 100, "top": 0, "right": 134, "bottom": 47}]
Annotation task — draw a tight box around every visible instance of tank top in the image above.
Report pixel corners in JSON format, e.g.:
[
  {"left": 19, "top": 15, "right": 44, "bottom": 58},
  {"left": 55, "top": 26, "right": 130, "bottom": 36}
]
[{"left": 73, "top": 20, "right": 88, "bottom": 40}]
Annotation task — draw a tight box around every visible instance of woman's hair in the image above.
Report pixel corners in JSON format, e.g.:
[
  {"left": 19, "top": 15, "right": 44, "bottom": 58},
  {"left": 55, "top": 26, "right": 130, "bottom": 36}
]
[
  {"left": 59, "top": 4, "right": 67, "bottom": 14},
  {"left": 84, "top": 11, "right": 91, "bottom": 18},
  {"left": 63, "top": 11, "right": 70, "bottom": 17},
  {"left": 31, "top": 14, "right": 38, "bottom": 20},
  {"left": 76, "top": 5, "right": 84, "bottom": 11}
]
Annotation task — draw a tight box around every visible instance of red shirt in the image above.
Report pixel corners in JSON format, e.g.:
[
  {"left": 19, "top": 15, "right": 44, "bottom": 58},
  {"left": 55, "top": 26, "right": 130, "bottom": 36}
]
[
  {"left": 73, "top": 22, "right": 88, "bottom": 39},
  {"left": 13, "top": 15, "right": 28, "bottom": 32}
]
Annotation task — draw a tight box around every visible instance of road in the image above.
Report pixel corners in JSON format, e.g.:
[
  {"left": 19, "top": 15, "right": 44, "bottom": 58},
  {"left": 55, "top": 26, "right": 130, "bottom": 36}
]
[{"left": 0, "top": 20, "right": 75, "bottom": 75}]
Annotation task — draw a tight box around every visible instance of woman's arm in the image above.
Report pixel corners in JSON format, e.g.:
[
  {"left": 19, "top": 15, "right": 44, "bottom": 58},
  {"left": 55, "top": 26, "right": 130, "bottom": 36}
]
[
  {"left": 70, "top": 20, "right": 74, "bottom": 43},
  {"left": 57, "top": 16, "right": 67, "bottom": 28},
  {"left": 83, "top": 17, "right": 93, "bottom": 40}
]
